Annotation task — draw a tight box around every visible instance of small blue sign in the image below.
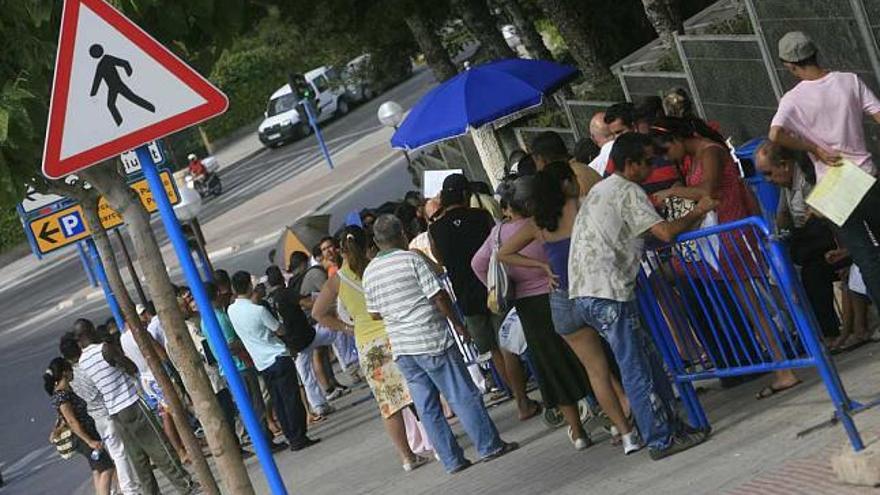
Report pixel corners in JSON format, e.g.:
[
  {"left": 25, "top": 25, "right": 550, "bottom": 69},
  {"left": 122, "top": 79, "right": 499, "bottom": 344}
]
[{"left": 59, "top": 211, "right": 86, "bottom": 237}]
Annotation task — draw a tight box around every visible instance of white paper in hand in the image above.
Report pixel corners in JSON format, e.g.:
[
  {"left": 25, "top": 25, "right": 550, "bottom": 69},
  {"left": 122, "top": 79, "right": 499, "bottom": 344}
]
[{"left": 805, "top": 160, "right": 876, "bottom": 227}]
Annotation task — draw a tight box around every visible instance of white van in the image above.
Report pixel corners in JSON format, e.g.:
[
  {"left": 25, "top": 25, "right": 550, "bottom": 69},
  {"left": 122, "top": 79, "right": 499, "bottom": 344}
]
[{"left": 257, "top": 66, "right": 350, "bottom": 148}]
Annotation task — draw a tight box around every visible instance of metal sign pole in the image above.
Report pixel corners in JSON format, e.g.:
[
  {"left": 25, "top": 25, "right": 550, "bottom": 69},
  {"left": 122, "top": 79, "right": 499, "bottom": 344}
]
[
  {"left": 84, "top": 237, "right": 125, "bottom": 329},
  {"left": 137, "top": 145, "right": 288, "bottom": 494},
  {"left": 77, "top": 242, "right": 98, "bottom": 287},
  {"left": 302, "top": 100, "right": 334, "bottom": 170}
]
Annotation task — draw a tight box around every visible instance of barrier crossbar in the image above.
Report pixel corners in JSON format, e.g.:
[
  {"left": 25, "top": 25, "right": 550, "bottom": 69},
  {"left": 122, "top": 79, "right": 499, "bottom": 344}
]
[{"left": 635, "top": 216, "right": 865, "bottom": 451}]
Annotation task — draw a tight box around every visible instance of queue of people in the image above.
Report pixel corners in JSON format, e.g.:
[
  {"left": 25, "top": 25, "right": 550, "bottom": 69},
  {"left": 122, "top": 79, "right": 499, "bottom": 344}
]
[{"left": 40, "top": 29, "right": 880, "bottom": 491}]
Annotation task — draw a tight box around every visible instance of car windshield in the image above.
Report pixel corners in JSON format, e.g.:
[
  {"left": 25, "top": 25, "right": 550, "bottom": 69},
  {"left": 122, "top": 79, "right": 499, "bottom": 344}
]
[{"left": 267, "top": 93, "right": 297, "bottom": 117}]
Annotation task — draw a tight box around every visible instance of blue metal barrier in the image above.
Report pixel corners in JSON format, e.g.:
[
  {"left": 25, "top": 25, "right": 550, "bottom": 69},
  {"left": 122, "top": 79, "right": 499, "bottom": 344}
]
[{"left": 636, "top": 216, "right": 864, "bottom": 451}]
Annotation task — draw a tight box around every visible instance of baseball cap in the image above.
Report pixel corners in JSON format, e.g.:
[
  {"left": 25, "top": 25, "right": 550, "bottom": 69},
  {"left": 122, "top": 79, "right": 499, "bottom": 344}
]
[
  {"left": 441, "top": 173, "right": 469, "bottom": 193},
  {"left": 135, "top": 304, "right": 147, "bottom": 316},
  {"left": 778, "top": 31, "right": 817, "bottom": 63}
]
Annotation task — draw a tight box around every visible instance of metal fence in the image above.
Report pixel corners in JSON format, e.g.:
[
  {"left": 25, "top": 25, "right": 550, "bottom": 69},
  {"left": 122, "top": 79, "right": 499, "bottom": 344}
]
[
  {"left": 619, "top": 71, "right": 693, "bottom": 108},
  {"left": 635, "top": 216, "right": 864, "bottom": 450},
  {"left": 746, "top": 0, "right": 880, "bottom": 175},
  {"left": 564, "top": 100, "right": 618, "bottom": 140},
  {"left": 410, "top": 135, "right": 491, "bottom": 185},
  {"left": 676, "top": 34, "right": 780, "bottom": 144}
]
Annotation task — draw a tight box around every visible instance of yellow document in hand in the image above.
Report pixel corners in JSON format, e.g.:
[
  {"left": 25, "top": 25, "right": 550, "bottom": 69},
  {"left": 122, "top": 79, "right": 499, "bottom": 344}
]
[{"left": 806, "top": 160, "right": 877, "bottom": 227}]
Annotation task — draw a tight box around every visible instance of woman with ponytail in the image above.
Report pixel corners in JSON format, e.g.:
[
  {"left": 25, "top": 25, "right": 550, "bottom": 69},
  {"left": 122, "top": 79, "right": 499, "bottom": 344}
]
[
  {"left": 45, "top": 357, "right": 116, "bottom": 494},
  {"left": 312, "top": 225, "right": 432, "bottom": 472},
  {"left": 497, "top": 162, "right": 639, "bottom": 455}
]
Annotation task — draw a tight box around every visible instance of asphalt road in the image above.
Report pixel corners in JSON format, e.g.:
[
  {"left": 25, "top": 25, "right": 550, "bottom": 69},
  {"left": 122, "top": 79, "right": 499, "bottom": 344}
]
[{"left": 0, "top": 67, "right": 436, "bottom": 494}]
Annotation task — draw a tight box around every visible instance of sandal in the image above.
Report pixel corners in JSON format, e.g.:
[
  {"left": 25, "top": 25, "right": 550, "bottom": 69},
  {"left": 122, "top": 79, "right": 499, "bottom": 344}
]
[{"left": 755, "top": 380, "right": 802, "bottom": 400}]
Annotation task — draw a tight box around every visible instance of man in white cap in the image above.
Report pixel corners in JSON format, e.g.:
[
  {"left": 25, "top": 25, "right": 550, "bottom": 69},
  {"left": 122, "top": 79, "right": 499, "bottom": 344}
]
[{"left": 768, "top": 30, "right": 880, "bottom": 308}]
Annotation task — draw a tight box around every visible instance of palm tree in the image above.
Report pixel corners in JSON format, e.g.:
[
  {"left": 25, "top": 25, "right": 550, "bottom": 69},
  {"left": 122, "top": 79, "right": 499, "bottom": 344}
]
[
  {"left": 453, "top": 0, "right": 516, "bottom": 60},
  {"left": 532, "top": 0, "right": 611, "bottom": 82},
  {"left": 494, "top": 0, "right": 554, "bottom": 60},
  {"left": 639, "top": 0, "right": 684, "bottom": 49}
]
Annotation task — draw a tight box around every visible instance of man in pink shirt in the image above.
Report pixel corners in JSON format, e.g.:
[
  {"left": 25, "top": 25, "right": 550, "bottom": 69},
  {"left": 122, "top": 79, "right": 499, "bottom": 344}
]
[{"left": 769, "top": 31, "right": 880, "bottom": 307}]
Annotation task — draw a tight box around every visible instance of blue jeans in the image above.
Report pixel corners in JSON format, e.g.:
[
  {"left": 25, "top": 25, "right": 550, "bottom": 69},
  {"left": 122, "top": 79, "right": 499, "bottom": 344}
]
[
  {"left": 395, "top": 346, "right": 504, "bottom": 472},
  {"left": 572, "top": 297, "right": 681, "bottom": 450}
]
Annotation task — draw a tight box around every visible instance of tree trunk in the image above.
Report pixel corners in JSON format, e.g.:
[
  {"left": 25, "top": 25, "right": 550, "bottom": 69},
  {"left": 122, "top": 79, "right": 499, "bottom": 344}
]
[
  {"left": 496, "top": 0, "right": 554, "bottom": 60},
  {"left": 640, "top": 0, "right": 684, "bottom": 49},
  {"left": 471, "top": 125, "right": 507, "bottom": 189},
  {"left": 81, "top": 166, "right": 253, "bottom": 495},
  {"left": 45, "top": 176, "right": 222, "bottom": 495},
  {"left": 405, "top": 12, "right": 459, "bottom": 82},
  {"left": 453, "top": 0, "right": 515, "bottom": 61},
  {"left": 533, "top": 0, "right": 611, "bottom": 81}
]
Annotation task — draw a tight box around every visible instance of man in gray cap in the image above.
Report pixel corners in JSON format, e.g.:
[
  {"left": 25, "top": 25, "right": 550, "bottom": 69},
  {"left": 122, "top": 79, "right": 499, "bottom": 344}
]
[{"left": 768, "top": 31, "right": 880, "bottom": 308}]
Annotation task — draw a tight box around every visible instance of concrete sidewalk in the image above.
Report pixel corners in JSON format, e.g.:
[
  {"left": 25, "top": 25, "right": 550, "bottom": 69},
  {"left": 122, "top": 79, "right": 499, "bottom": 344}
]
[{"left": 236, "top": 344, "right": 880, "bottom": 495}]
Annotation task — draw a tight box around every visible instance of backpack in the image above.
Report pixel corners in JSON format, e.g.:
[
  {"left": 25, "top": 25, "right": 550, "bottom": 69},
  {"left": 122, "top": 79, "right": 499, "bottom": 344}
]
[{"left": 486, "top": 223, "right": 514, "bottom": 315}]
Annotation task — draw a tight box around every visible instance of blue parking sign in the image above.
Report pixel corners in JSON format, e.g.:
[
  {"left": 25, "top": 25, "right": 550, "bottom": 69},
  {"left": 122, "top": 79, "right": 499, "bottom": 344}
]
[{"left": 59, "top": 211, "right": 86, "bottom": 237}]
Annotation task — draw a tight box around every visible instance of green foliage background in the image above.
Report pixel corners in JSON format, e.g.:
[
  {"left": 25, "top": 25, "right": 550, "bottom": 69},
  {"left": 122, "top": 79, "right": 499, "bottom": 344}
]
[{"left": 0, "top": 208, "right": 24, "bottom": 252}]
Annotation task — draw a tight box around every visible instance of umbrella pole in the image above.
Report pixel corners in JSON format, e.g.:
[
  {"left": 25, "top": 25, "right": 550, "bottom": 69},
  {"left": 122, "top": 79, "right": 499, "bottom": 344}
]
[{"left": 470, "top": 125, "right": 507, "bottom": 189}]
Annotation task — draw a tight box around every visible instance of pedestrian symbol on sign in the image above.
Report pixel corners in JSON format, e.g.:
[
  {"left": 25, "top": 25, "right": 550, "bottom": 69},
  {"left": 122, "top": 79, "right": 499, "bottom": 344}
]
[
  {"left": 59, "top": 211, "right": 86, "bottom": 238},
  {"left": 89, "top": 43, "right": 155, "bottom": 126}
]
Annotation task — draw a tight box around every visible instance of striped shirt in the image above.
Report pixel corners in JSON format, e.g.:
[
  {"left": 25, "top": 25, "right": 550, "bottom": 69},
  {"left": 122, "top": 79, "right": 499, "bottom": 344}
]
[
  {"left": 363, "top": 249, "right": 453, "bottom": 358},
  {"left": 78, "top": 343, "right": 139, "bottom": 416},
  {"left": 71, "top": 363, "right": 109, "bottom": 421}
]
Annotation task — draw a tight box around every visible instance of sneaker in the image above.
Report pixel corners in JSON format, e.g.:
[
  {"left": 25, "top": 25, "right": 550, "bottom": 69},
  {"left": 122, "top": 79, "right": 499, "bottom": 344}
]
[
  {"left": 290, "top": 437, "right": 321, "bottom": 452},
  {"left": 622, "top": 431, "right": 642, "bottom": 455},
  {"left": 481, "top": 441, "right": 519, "bottom": 462},
  {"left": 648, "top": 431, "right": 707, "bottom": 461},
  {"left": 567, "top": 427, "right": 592, "bottom": 451},
  {"left": 325, "top": 388, "right": 343, "bottom": 401},
  {"left": 269, "top": 441, "right": 289, "bottom": 453},
  {"left": 449, "top": 459, "right": 473, "bottom": 474},
  {"left": 402, "top": 454, "right": 432, "bottom": 472}
]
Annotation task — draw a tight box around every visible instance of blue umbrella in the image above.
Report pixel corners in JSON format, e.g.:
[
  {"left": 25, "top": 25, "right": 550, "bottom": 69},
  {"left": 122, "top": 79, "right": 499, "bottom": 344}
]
[{"left": 390, "top": 59, "right": 578, "bottom": 150}]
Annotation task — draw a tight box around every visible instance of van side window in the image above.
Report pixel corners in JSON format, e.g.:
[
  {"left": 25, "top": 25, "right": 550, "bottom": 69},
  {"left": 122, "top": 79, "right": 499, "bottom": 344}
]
[{"left": 314, "top": 75, "right": 330, "bottom": 93}]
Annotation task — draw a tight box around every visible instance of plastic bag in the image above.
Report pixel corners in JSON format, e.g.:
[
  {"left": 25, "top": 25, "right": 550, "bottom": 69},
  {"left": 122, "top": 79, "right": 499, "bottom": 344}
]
[{"left": 498, "top": 308, "right": 527, "bottom": 355}]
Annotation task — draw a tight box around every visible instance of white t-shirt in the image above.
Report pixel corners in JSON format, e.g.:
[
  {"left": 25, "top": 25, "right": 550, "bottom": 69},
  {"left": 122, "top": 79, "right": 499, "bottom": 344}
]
[
  {"left": 771, "top": 71, "right": 880, "bottom": 181},
  {"left": 568, "top": 174, "right": 663, "bottom": 302},
  {"left": 120, "top": 317, "right": 166, "bottom": 381},
  {"left": 587, "top": 140, "right": 614, "bottom": 176}
]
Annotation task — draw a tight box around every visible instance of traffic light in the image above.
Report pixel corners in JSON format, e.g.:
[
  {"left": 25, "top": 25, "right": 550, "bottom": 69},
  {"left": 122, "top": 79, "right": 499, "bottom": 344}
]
[{"left": 287, "top": 73, "right": 313, "bottom": 101}]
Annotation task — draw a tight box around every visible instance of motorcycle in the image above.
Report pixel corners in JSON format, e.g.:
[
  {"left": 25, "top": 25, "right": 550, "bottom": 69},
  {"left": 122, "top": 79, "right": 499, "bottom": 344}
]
[{"left": 187, "top": 172, "right": 222, "bottom": 198}]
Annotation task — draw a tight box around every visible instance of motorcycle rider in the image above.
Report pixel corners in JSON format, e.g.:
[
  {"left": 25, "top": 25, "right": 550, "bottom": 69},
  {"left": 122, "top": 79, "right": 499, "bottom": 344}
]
[{"left": 188, "top": 153, "right": 207, "bottom": 182}]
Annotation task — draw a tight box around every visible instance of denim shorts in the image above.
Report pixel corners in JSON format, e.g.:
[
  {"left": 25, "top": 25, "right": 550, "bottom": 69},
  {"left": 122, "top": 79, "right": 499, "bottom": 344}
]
[{"left": 549, "top": 289, "right": 580, "bottom": 336}]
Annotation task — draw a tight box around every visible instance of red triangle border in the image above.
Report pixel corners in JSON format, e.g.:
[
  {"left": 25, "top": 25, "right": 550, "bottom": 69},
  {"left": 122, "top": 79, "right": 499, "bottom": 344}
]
[{"left": 42, "top": 0, "right": 228, "bottom": 179}]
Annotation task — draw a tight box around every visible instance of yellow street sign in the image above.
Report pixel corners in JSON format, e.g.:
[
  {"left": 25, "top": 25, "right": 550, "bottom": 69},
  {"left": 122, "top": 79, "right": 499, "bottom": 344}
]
[
  {"left": 29, "top": 206, "right": 92, "bottom": 254},
  {"left": 97, "top": 170, "right": 179, "bottom": 230},
  {"left": 28, "top": 170, "right": 180, "bottom": 255}
]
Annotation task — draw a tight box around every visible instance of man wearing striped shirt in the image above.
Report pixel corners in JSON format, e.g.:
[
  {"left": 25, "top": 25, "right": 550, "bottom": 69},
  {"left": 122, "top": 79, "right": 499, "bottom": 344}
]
[
  {"left": 74, "top": 320, "right": 195, "bottom": 495},
  {"left": 364, "top": 214, "right": 518, "bottom": 474}
]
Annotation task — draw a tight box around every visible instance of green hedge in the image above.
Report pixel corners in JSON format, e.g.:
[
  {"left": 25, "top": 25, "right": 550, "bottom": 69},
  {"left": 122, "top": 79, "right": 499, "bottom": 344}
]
[
  {"left": 203, "top": 45, "right": 291, "bottom": 140},
  {"left": 0, "top": 207, "right": 24, "bottom": 252}
]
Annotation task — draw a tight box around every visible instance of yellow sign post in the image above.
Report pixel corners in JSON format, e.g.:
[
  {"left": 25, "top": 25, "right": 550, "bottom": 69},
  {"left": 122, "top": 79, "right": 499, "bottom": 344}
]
[{"left": 28, "top": 170, "right": 179, "bottom": 255}]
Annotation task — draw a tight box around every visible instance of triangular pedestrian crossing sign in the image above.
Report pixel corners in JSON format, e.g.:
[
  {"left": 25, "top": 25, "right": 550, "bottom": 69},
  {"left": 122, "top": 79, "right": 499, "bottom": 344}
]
[{"left": 42, "top": 0, "right": 228, "bottom": 179}]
